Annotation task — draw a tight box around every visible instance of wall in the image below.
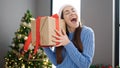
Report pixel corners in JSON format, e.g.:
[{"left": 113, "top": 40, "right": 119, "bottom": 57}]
[
  {"left": 0, "top": 0, "right": 36, "bottom": 67},
  {"left": 36, "top": 0, "right": 51, "bottom": 17},
  {"left": 81, "top": 0, "right": 113, "bottom": 65}
]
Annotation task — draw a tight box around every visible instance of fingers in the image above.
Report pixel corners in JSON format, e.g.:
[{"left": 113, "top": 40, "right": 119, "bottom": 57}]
[
  {"left": 55, "top": 29, "right": 62, "bottom": 36},
  {"left": 52, "top": 39, "right": 62, "bottom": 47},
  {"left": 55, "top": 29, "right": 66, "bottom": 36},
  {"left": 52, "top": 29, "right": 67, "bottom": 47},
  {"left": 52, "top": 35, "right": 61, "bottom": 40},
  {"left": 56, "top": 43, "right": 63, "bottom": 47},
  {"left": 61, "top": 29, "right": 66, "bottom": 35}
]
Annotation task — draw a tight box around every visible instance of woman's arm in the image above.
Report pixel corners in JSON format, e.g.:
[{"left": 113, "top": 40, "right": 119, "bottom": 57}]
[
  {"left": 64, "top": 29, "right": 95, "bottom": 68},
  {"left": 43, "top": 47, "right": 57, "bottom": 65}
]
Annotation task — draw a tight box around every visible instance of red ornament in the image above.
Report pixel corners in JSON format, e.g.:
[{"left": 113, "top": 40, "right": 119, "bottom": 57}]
[
  {"left": 102, "top": 65, "right": 105, "bottom": 68},
  {"left": 108, "top": 65, "right": 112, "bottom": 68}
]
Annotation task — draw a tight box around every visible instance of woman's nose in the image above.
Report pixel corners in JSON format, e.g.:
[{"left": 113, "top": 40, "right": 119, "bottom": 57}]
[{"left": 70, "top": 12, "right": 75, "bottom": 16}]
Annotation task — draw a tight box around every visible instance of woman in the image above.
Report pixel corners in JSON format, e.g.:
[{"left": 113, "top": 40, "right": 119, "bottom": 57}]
[{"left": 43, "top": 5, "right": 95, "bottom": 68}]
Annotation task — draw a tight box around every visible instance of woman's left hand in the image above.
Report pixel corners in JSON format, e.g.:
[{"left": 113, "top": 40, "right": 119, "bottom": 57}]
[{"left": 52, "top": 29, "right": 70, "bottom": 47}]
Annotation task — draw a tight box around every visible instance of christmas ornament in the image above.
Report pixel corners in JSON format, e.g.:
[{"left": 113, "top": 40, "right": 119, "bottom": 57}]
[
  {"left": 21, "top": 63, "right": 25, "bottom": 68},
  {"left": 24, "top": 36, "right": 28, "bottom": 40},
  {"left": 17, "top": 34, "right": 22, "bottom": 39},
  {"left": 108, "top": 65, "right": 112, "bottom": 68},
  {"left": 29, "top": 44, "right": 34, "bottom": 50},
  {"left": 12, "top": 43, "right": 15, "bottom": 47},
  {"left": 19, "top": 43, "right": 24, "bottom": 49}
]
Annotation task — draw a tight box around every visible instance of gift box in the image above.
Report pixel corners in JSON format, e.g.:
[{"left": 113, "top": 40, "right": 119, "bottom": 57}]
[{"left": 31, "top": 15, "right": 66, "bottom": 47}]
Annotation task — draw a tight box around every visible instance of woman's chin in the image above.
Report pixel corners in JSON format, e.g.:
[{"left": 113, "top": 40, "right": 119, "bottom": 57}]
[
  {"left": 72, "top": 23, "right": 79, "bottom": 28},
  {"left": 71, "top": 25, "right": 79, "bottom": 29}
]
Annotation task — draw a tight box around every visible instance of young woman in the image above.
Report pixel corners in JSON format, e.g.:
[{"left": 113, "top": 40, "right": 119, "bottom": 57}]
[{"left": 43, "top": 5, "right": 95, "bottom": 68}]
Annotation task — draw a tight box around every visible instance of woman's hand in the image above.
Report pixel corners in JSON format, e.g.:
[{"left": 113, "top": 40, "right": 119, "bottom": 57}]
[{"left": 52, "top": 29, "right": 70, "bottom": 47}]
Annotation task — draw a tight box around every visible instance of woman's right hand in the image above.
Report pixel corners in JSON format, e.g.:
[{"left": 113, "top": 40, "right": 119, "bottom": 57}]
[{"left": 52, "top": 29, "right": 70, "bottom": 47}]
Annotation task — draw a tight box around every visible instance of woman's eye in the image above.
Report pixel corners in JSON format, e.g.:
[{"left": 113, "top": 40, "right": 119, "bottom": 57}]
[
  {"left": 72, "top": 10, "right": 75, "bottom": 12},
  {"left": 65, "top": 12, "right": 70, "bottom": 15},
  {"left": 72, "top": 9, "right": 76, "bottom": 12}
]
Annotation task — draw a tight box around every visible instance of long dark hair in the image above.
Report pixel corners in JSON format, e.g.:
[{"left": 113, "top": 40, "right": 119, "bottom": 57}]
[{"left": 56, "top": 10, "right": 83, "bottom": 64}]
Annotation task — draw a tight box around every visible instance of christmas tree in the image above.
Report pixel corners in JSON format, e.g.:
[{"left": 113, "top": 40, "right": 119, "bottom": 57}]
[{"left": 4, "top": 10, "right": 52, "bottom": 68}]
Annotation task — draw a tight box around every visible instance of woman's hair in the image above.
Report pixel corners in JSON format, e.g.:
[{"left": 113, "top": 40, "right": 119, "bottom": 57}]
[{"left": 56, "top": 5, "right": 83, "bottom": 64}]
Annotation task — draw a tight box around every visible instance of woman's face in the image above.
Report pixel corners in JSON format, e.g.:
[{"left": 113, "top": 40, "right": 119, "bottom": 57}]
[{"left": 62, "top": 6, "right": 79, "bottom": 31}]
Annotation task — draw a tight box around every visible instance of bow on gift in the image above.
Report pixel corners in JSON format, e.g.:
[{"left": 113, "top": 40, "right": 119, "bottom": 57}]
[{"left": 23, "top": 14, "right": 60, "bottom": 54}]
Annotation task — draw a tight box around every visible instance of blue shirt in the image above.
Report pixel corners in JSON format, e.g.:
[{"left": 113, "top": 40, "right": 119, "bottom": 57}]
[{"left": 43, "top": 25, "right": 95, "bottom": 68}]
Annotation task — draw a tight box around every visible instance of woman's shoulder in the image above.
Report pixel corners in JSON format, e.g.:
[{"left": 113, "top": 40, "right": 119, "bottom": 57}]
[{"left": 81, "top": 25, "right": 94, "bottom": 34}]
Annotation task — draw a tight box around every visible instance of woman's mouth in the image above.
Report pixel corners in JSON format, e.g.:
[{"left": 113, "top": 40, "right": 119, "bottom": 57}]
[{"left": 71, "top": 18, "right": 77, "bottom": 23}]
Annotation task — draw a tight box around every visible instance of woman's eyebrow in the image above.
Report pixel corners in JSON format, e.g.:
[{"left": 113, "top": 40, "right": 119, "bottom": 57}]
[
  {"left": 64, "top": 8, "right": 75, "bottom": 12},
  {"left": 64, "top": 10, "right": 69, "bottom": 13}
]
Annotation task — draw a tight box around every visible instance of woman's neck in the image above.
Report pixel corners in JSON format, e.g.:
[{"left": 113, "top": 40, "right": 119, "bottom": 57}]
[{"left": 67, "top": 26, "right": 75, "bottom": 33}]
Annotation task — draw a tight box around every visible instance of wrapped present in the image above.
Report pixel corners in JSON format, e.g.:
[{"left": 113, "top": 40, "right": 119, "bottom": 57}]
[{"left": 31, "top": 14, "right": 66, "bottom": 47}]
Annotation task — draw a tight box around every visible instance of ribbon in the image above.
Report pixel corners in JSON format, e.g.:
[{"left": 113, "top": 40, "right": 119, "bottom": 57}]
[
  {"left": 52, "top": 14, "right": 60, "bottom": 45},
  {"left": 24, "top": 17, "right": 41, "bottom": 55},
  {"left": 34, "top": 16, "right": 41, "bottom": 54},
  {"left": 24, "top": 32, "right": 32, "bottom": 52}
]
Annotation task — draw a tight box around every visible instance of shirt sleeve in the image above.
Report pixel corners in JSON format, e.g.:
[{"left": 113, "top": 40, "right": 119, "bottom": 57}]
[
  {"left": 64, "top": 29, "right": 95, "bottom": 68},
  {"left": 43, "top": 47, "right": 57, "bottom": 65}
]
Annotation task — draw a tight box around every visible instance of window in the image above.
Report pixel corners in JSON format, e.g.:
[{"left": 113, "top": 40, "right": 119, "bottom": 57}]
[
  {"left": 114, "top": 0, "right": 119, "bottom": 66},
  {"left": 51, "top": 0, "right": 81, "bottom": 67},
  {"left": 52, "top": 0, "right": 81, "bottom": 19}
]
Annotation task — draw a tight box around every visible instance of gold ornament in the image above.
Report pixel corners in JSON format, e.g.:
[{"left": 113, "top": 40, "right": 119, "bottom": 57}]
[
  {"left": 21, "top": 64, "right": 25, "bottom": 68},
  {"left": 28, "top": 23, "right": 31, "bottom": 28},
  {"left": 30, "top": 50, "right": 33, "bottom": 53},
  {"left": 31, "top": 63, "right": 33, "bottom": 65},
  {"left": 15, "top": 62, "right": 17, "bottom": 65},
  {"left": 21, "top": 59, "right": 23, "bottom": 62},
  {"left": 5, "top": 58, "right": 7, "bottom": 60},
  {"left": 12, "top": 43, "right": 15, "bottom": 47},
  {"left": 17, "top": 34, "right": 22, "bottom": 39},
  {"left": 29, "top": 44, "right": 34, "bottom": 50},
  {"left": 25, "top": 32, "right": 27, "bottom": 35},
  {"left": 6, "top": 58, "right": 9, "bottom": 61},
  {"left": 43, "top": 61, "right": 47, "bottom": 65},
  {"left": 38, "top": 63, "right": 40, "bottom": 65},
  {"left": 32, "top": 56, "right": 35, "bottom": 59},
  {"left": 45, "top": 58, "right": 49, "bottom": 62},
  {"left": 9, "top": 55, "right": 11, "bottom": 57},
  {"left": 18, "top": 57, "right": 22, "bottom": 60},
  {"left": 22, "top": 22, "right": 27, "bottom": 26},
  {"left": 22, "top": 22, "right": 31, "bottom": 28},
  {"left": 28, "top": 66, "right": 30, "bottom": 68},
  {"left": 24, "top": 36, "right": 28, "bottom": 40},
  {"left": 19, "top": 43, "right": 24, "bottom": 49},
  {"left": 5, "top": 62, "right": 8, "bottom": 65},
  {"left": 18, "top": 40, "right": 21, "bottom": 42},
  {"left": 11, "top": 60, "right": 14, "bottom": 62},
  {"left": 8, "top": 66, "right": 12, "bottom": 68},
  {"left": 23, "top": 27, "right": 26, "bottom": 29}
]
